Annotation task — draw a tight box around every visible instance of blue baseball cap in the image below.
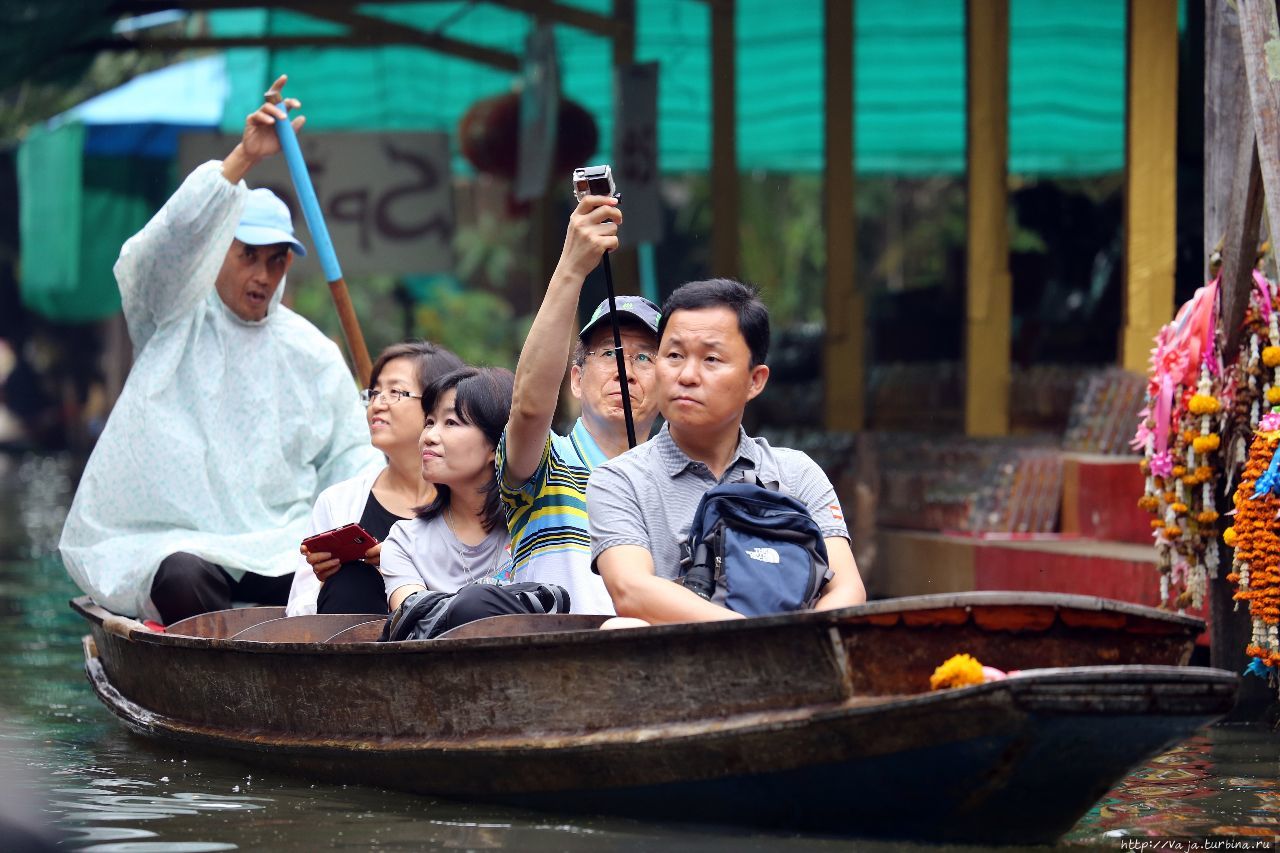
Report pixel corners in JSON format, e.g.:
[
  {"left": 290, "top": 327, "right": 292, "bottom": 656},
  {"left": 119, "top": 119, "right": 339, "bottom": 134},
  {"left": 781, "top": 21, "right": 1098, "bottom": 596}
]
[
  {"left": 579, "top": 296, "right": 661, "bottom": 342},
  {"left": 235, "top": 188, "right": 307, "bottom": 257}
]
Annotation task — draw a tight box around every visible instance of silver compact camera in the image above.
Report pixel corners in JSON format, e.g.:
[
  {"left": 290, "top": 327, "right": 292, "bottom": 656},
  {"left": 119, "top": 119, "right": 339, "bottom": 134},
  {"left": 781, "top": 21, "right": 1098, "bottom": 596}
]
[{"left": 572, "top": 165, "right": 617, "bottom": 202}]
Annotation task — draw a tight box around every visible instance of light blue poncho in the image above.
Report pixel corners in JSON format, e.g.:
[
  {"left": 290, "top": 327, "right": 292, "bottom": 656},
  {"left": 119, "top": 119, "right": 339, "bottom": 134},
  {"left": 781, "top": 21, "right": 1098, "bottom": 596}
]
[{"left": 59, "top": 162, "right": 380, "bottom": 619}]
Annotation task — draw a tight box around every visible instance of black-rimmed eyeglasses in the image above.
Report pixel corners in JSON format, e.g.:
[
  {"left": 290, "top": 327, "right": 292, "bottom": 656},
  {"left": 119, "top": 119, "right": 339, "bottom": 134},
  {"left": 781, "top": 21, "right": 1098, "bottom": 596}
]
[{"left": 360, "top": 389, "right": 423, "bottom": 407}]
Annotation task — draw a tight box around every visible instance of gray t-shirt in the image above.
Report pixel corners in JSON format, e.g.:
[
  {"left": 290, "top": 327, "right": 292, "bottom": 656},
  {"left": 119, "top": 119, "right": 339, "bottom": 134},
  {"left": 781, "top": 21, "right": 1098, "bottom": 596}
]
[
  {"left": 380, "top": 512, "right": 513, "bottom": 600},
  {"left": 586, "top": 423, "right": 849, "bottom": 587}
]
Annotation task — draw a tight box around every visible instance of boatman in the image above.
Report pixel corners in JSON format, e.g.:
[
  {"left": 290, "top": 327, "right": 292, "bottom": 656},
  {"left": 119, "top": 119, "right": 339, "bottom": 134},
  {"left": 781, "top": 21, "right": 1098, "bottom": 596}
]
[
  {"left": 497, "top": 194, "right": 662, "bottom": 613},
  {"left": 587, "top": 279, "right": 867, "bottom": 624},
  {"left": 59, "top": 77, "right": 379, "bottom": 623}
]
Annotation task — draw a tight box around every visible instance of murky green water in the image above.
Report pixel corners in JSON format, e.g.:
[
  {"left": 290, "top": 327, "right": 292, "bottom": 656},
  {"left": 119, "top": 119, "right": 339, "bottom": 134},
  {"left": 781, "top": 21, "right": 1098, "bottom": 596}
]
[{"left": 1, "top": 452, "right": 1276, "bottom": 851}]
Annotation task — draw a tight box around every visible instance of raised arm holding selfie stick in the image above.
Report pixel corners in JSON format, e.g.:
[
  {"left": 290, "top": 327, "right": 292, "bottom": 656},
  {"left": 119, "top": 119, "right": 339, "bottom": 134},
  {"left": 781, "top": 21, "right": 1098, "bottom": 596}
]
[
  {"left": 497, "top": 165, "right": 662, "bottom": 615},
  {"left": 573, "top": 166, "right": 638, "bottom": 448}
]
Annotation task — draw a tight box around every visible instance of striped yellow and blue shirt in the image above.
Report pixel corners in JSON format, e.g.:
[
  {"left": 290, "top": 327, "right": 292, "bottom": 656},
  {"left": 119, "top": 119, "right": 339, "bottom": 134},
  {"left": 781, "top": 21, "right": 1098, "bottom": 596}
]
[{"left": 496, "top": 419, "right": 616, "bottom": 614}]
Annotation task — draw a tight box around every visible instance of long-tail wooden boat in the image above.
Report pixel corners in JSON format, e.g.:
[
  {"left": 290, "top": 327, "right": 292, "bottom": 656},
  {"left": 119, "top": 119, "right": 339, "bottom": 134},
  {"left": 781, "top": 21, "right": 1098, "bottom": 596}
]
[{"left": 73, "top": 591, "right": 1235, "bottom": 845}]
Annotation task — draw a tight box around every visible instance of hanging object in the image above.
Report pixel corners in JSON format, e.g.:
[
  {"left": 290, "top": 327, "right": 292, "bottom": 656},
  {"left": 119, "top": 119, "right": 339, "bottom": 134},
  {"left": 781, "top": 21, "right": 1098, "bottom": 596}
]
[
  {"left": 1133, "top": 278, "right": 1227, "bottom": 612},
  {"left": 1222, "top": 409, "right": 1280, "bottom": 682},
  {"left": 458, "top": 91, "right": 598, "bottom": 195}
]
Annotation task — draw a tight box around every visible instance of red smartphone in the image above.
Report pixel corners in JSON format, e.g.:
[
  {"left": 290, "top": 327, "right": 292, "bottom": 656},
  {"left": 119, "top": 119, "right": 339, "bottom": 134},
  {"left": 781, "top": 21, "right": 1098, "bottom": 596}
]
[{"left": 301, "top": 523, "right": 379, "bottom": 563}]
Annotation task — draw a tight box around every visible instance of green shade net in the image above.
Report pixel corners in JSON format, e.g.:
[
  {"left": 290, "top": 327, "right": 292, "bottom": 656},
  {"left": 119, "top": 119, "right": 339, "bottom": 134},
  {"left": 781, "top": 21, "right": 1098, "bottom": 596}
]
[
  {"left": 213, "top": 0, "right": 1125, "bottom": 177},
  {"left": 18, "top": 122, "right": 171, "bottom": 323},
  {"left": 18, "top": 122, "right": 86, "bottom": 319}
]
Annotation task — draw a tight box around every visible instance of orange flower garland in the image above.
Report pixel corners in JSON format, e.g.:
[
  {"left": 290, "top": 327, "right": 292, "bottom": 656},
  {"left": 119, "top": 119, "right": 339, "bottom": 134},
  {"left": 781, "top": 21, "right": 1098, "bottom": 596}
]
[{"left": 1223, "top": 412, "right": 1280, "bottom": 670}]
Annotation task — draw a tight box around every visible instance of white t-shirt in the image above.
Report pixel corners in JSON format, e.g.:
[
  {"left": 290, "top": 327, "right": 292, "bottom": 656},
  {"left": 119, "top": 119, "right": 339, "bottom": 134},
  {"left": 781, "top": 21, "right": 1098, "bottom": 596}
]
[{"left": 379, "top": 513, "right": 514, "bottom": 601}]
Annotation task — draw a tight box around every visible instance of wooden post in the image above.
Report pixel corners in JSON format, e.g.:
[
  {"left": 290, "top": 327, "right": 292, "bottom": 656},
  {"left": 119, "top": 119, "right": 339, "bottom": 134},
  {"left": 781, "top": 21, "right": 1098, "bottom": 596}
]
[
  {"left": 1221, "top": 0, "right": 1280, "bottom": 719},
  {"left": 964, "top": 0, "right": 1011, "bottom": 437},
  {"left": 1120, "top": 0, "right": 1178, "bottom": 374},
  {"left": 823, "top": 0, "right": 863, "bottom": 431},
  {"left": 710, "top": 0, "right": 738, "bottom": 279},
  {"left": 1207, "top": 0, "right": 1264, "bottom": 355},
  {"left": 1238, "top": 0, "right": 1280, "bottom": 272}
]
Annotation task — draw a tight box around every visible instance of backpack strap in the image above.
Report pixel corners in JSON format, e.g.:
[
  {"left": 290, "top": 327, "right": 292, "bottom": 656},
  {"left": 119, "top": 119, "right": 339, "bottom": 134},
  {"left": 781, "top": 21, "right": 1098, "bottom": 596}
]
[{"left": 739, "top": 467, "right": 787, "bottom": 493}]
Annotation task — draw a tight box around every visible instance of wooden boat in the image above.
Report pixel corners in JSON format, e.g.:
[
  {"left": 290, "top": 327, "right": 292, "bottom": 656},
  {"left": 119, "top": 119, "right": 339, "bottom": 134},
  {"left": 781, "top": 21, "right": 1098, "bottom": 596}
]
[{"left": 73, "top": 591, "right": 1235, "bottom": 845}]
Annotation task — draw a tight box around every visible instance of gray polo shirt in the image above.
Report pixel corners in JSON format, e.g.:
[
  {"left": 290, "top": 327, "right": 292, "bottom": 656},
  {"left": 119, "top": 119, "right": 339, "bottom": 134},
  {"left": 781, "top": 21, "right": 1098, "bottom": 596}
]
[{"left": 587, "top": 423, "right": 849, "bottom": 582}]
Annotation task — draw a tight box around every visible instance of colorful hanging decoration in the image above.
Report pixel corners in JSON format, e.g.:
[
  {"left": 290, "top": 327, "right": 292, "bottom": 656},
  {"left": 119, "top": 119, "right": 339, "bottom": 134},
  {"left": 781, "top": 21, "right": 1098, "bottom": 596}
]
[
  {"left": 1133, "top": 278, "right": 1226, "bottom": 612},
  {"left": 1226, "top": 270, "right": 1280, "bottom": 474},
  {"left": 1222, "top": 410, "right": 1280, "bottom": 678}
]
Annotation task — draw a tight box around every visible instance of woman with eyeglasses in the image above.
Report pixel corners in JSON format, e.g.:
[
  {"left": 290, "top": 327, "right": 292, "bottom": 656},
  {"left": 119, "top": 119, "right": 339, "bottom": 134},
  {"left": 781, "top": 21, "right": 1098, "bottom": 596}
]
[{"left": 286, "top": 341, "right": 464, "bottom": 616}]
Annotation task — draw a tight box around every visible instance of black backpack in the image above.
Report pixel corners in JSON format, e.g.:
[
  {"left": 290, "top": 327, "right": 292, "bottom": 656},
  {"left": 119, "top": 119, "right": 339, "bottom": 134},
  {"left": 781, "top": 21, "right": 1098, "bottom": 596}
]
[
  {"left": 379, "top": 582, "right": 571, "bottom": 641},
  {"left": 679, "top": 477, "right": 832, "bottom": 616}
]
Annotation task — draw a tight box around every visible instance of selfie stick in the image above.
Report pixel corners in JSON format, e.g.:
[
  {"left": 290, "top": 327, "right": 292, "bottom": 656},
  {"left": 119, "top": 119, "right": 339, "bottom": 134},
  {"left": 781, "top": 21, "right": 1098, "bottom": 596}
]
[
  {"left": 271, "top": 101, "right": 374, "bottom": 388},
  {"left": 601, "top": 211, "right": 638, "bottom": 448}
]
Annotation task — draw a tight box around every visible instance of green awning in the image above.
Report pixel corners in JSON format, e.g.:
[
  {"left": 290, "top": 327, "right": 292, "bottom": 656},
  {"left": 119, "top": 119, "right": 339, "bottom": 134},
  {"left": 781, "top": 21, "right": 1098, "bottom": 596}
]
[{"left": 212, "top": 0, "right": 1126, "bottom": 177}]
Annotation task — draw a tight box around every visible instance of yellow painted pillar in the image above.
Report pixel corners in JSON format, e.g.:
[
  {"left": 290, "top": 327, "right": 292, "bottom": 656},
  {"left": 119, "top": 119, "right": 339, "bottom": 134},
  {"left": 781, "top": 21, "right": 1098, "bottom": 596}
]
[
  {"left": 710, "top": 0, "right": 739, "bottom": 278},
  {"left": 824, "top": 0, "right": 863, "bottom": 431},
  {"left": 964, "top": 0, "right": 1011, "bottom": 436},
  {"left": 1121, "top": 0, "right": 1178, "bottom": 372}
]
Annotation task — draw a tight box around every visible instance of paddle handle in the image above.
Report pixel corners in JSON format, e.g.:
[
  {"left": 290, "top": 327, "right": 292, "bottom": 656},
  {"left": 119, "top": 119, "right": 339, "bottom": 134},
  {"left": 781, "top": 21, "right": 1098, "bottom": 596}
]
[{"left": 273, "top": 105, "right": 373, "bottom": 388}]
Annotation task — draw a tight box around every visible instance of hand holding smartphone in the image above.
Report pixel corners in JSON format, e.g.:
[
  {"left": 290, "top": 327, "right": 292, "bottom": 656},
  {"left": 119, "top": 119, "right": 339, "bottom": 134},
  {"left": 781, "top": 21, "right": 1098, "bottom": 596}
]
[{"left": 301, "top": 523, "right": 379, "bottom": 564}]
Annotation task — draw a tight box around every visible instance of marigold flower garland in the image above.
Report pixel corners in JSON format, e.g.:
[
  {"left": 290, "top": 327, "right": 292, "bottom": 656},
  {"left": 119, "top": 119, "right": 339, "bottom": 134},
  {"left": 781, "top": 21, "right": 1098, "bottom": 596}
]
[
  {"left": 1227, "top": 271, "right": 1280, "bottom": 471},
  {"left": 1133, "top": 278, "right": 1225, "bottom": 611},
  {"left": 1223, "top": 410, "right": 1280, "bottom": 676}
]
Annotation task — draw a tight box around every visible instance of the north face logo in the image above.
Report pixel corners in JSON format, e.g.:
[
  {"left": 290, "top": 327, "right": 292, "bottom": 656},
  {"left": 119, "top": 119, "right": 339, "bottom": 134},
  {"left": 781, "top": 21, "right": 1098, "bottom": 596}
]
[{"left": 745, "top": 547, "right": 780, "bottom": 564}]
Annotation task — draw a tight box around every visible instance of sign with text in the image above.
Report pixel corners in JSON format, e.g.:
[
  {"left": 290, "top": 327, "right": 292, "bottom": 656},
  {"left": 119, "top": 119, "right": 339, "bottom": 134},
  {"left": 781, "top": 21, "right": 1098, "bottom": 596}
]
[
  {"left": 613, "top": 62, "right": 661, "bottom": 244},
  {"left": 179, "top": 132, "right": 454, "bottom": 277}
]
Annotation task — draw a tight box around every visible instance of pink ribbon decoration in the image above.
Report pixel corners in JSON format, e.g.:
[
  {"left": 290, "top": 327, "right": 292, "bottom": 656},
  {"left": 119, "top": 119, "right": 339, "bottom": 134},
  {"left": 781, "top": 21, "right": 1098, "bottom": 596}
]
[
  {"left": 1130, "top": 406, "right": 1154, "bottom": 451},
  {"left": 1254, "top": 270, "right": 1273, "bottom": 323},
  {"left": 1155, "top": 374, "right": 1173, "bottom": 457},
  {"left": 1201, "top": 277, "right": 1220, "bottom": 377}
]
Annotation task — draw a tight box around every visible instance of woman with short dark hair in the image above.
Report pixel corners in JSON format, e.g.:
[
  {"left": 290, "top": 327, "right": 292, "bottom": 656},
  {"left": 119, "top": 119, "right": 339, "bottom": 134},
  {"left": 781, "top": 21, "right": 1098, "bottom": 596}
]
[
  {"left": 379, "top": 367, "right": 570, "bottom": 639},
  {"left": 380, "top": 367, "right": 516, "bottom": 608}
]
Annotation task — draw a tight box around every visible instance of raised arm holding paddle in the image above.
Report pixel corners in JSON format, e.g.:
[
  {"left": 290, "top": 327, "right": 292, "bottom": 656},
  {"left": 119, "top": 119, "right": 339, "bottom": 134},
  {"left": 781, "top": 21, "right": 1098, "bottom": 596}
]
[{"left": 59, "top": 75, "right": 381, "bottom": 623}]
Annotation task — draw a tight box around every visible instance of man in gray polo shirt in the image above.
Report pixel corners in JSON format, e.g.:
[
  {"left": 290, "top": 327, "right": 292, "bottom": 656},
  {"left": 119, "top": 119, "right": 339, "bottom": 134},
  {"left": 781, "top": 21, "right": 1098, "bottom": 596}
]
[{"left": 587, "top": 278, "right": 866, "bottom": 624}]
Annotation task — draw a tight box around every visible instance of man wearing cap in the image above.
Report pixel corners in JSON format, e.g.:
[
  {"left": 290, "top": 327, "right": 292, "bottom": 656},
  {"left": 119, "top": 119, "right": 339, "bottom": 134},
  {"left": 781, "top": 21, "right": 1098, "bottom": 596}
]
[
  {"left": 498, "top": 194, "right": 661, "bottom": 614},
  {"left": 59, "top": 79, "right": 379, "bottom": 623}
]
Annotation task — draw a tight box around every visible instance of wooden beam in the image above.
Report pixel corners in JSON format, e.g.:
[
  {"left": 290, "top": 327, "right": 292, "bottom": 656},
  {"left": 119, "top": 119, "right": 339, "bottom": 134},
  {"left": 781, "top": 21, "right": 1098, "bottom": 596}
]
[
  {"left": 964, "top": 0, "right": 1011, "bottom": 437},
  {"left": 99, "top": 0, "right": 524, "bottom": 70},
  {"left": 112, "top": 0, "right": 627, "bottom": 38},
  {"left": 1120, "top": 0, "right": 1178, "bottom": 374},
  {"left": 710, "top": 0, "right": 738, "bottom": 279},
  {"left": 1207, "top": 0, "right": 1280, "bottom": 722},
  {"left": 1239, "top": 0, "right": 1280, "bottom": 277},
  {"left": 823, "top": 0, "right": 862, "bottom": 431},
  {"left": 110, "top": 0, "right": 408, "bottom": 9},
  {"left": 1212, "top": 0, "right": 1265, "bottom": 358},
  {"left": 1205, "top": 0, "right": 1260, "bottom": 277},
  {"left": 1220, "top": 133, "right": 1264, "bottom": 355},
  {"left": 487, "top": 0, "right": 627, "bottom": 39},
  {"left": 282, "top": 3, "right": 523, "bottom": 70},
  {"left": 86, "top": 32, "right": 521, "bottom": 70}
]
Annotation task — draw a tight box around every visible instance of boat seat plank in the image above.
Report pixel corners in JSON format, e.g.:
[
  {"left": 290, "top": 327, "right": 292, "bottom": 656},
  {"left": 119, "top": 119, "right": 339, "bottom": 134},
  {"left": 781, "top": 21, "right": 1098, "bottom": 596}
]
[
  {"left": 165, "top": 607, "right": 286, "bottom": 639},
  {"left": 435, "top": 613, "right": 610, "bottom": 640},
  {"left": 325, "top": 620, "right": 386, "bottom": 643},
  {"left": 231, "top": 614, "right": 384, "bottom": 643}
]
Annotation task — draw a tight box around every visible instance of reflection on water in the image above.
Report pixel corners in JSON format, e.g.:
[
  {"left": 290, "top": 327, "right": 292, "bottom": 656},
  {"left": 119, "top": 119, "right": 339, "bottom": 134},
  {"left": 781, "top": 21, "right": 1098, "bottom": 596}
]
[
  {"left": 1066, "top": 732, "right": 1280, "bottom": 846},
  {"left": 0, "top": 452, "right": 1276, "bottom": 851}
]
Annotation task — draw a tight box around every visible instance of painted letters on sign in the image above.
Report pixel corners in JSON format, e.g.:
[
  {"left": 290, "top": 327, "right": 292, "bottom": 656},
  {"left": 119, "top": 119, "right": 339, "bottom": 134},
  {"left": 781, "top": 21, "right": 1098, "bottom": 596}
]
[{"left": 179, "top": 132, "right": 454, "bottom": 276}]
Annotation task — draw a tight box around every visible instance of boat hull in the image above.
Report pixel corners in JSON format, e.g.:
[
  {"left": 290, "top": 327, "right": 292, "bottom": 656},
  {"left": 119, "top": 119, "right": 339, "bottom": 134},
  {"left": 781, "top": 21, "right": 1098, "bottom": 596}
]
[{"left": 74, "top": 592, "right": 1233, "bottom": 844}]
